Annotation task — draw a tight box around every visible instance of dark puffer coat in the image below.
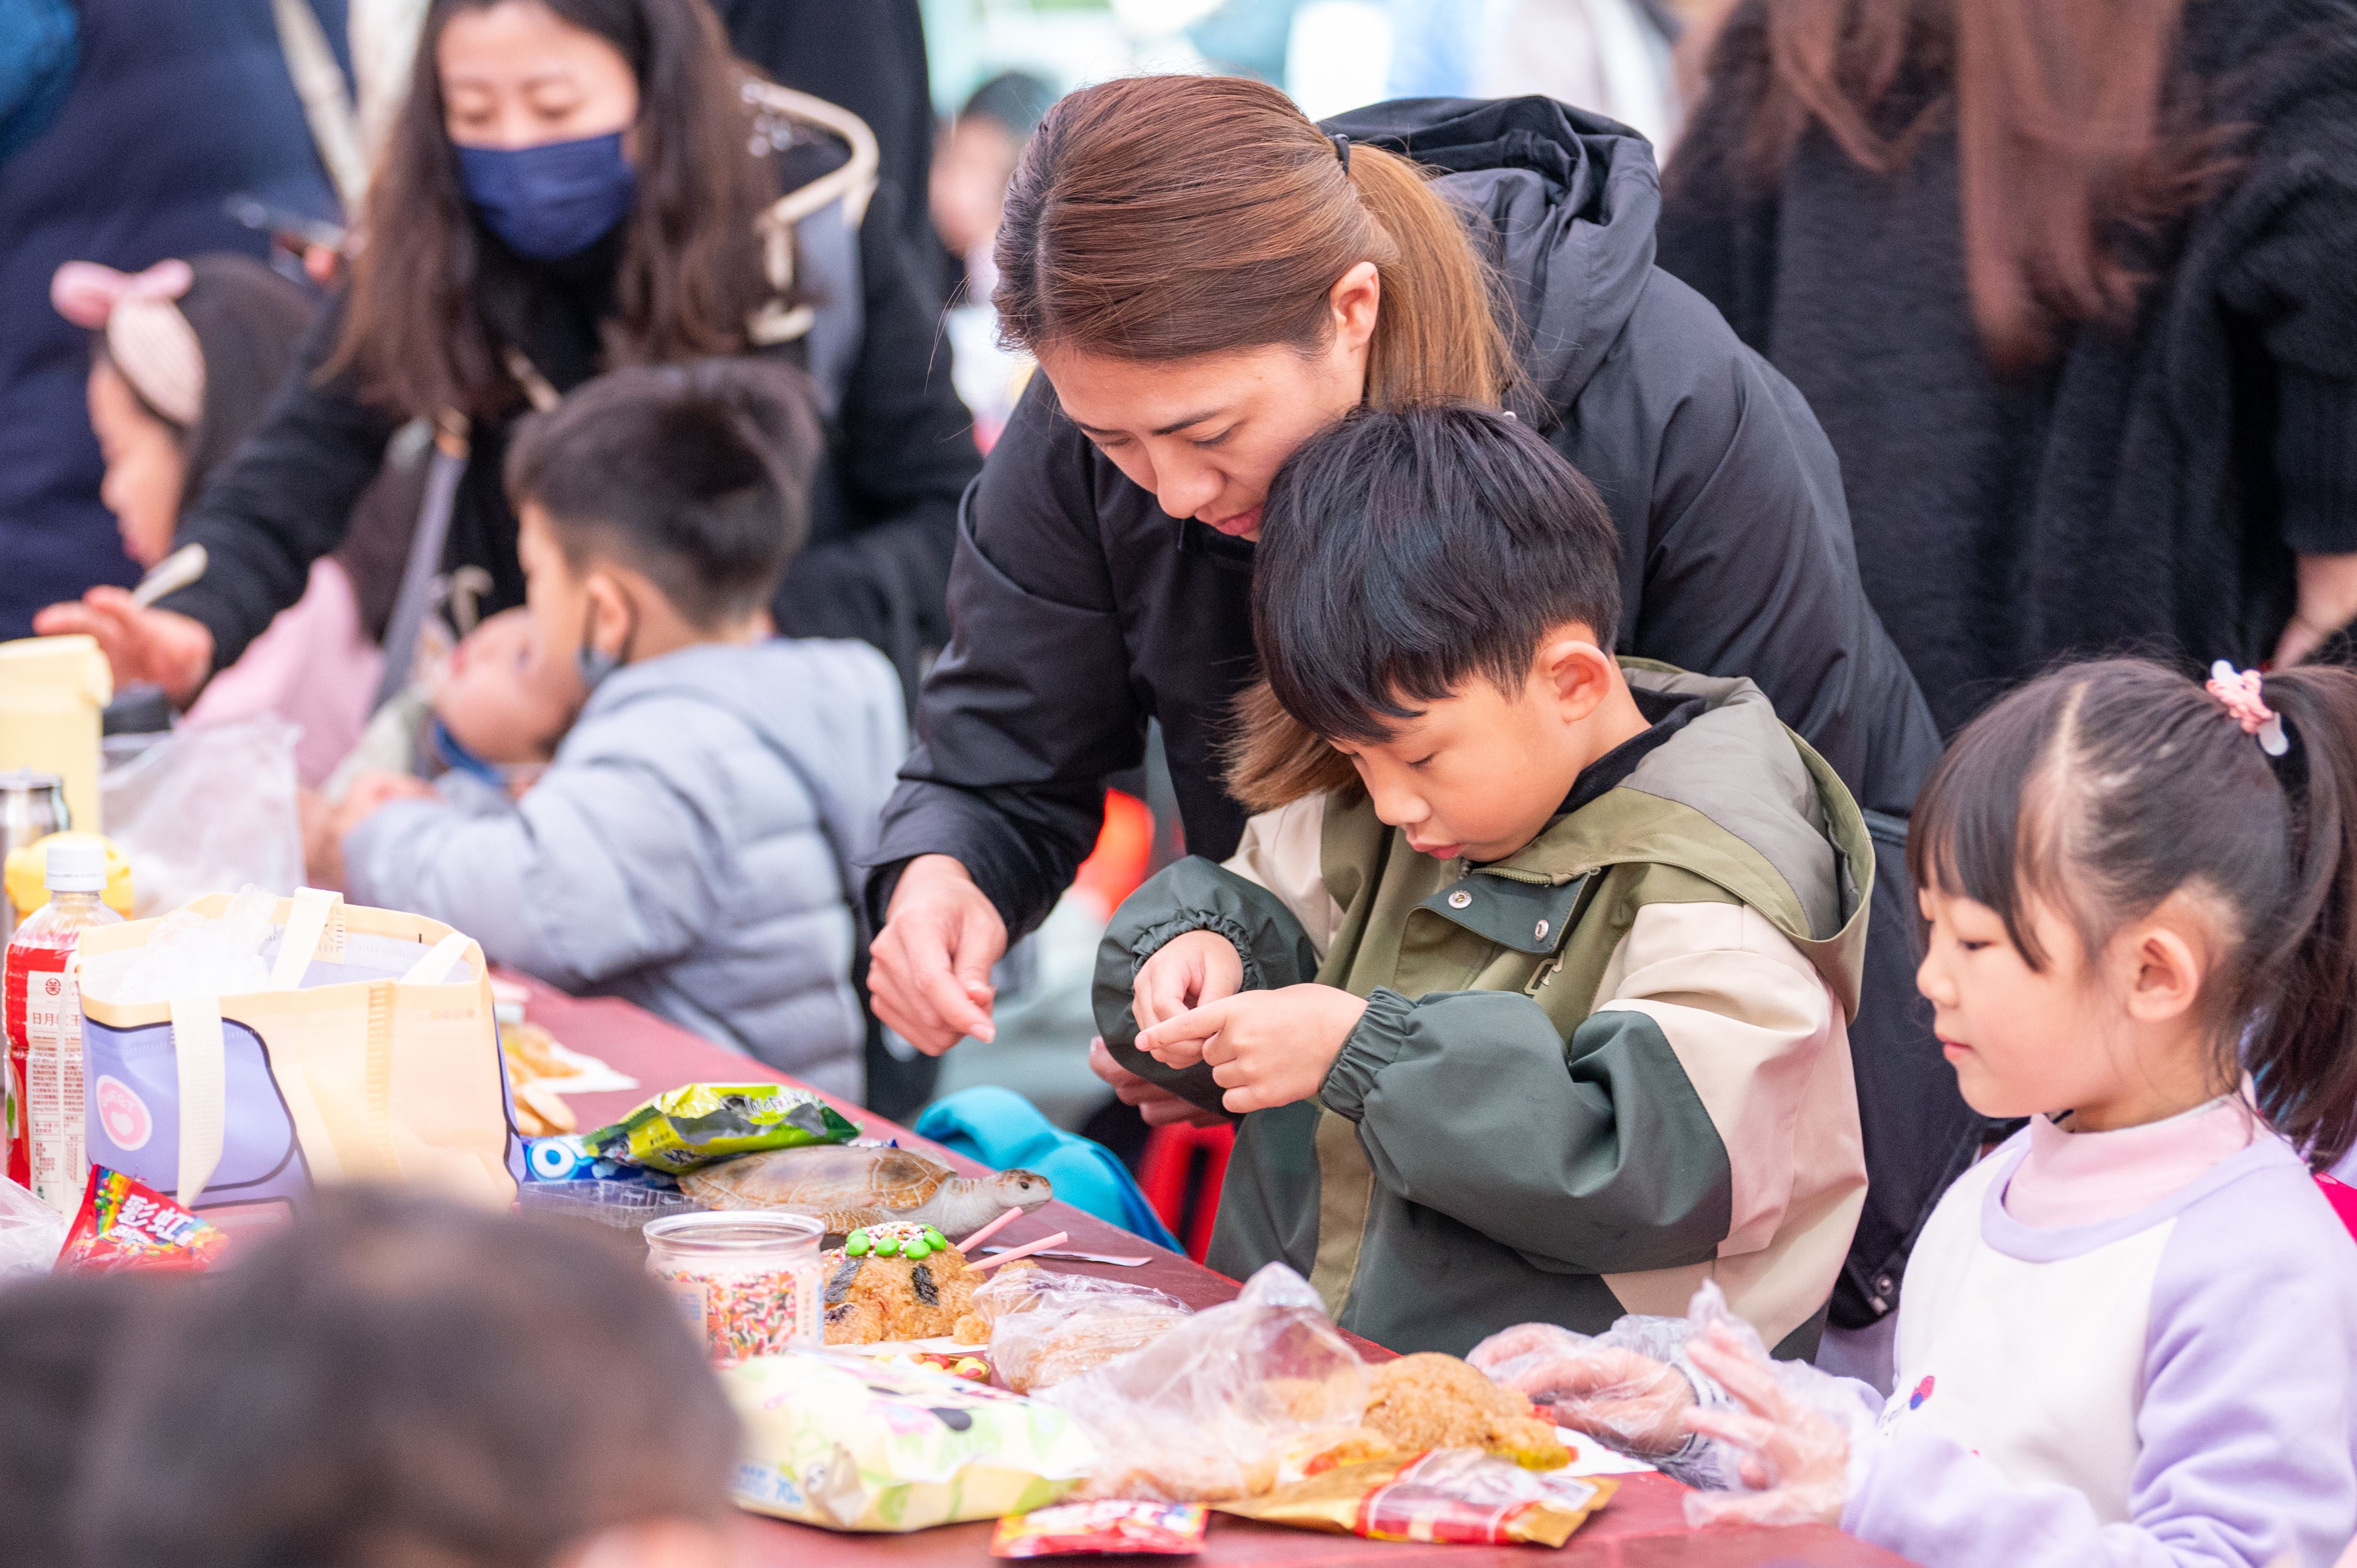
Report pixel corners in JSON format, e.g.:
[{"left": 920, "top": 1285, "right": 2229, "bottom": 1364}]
[{"left": 872, "top": 96, "right": 1966, "bottom": 1329}]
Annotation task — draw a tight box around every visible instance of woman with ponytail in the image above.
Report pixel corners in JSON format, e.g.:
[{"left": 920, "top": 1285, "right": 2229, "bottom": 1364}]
[{"left": 866, "top": 76, "right": 1956, "bottom": 1339}]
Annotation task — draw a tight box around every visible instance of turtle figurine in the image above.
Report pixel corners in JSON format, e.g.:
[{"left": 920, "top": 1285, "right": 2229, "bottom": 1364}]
[{"left": 679, "top": 1143, "right": 1052, "bottom": 1236}]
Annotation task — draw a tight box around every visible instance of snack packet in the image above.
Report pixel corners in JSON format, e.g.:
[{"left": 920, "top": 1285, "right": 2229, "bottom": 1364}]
[
  {"left": 1217, "top": 1450, "right": 1617, "bottom": 1547},
  {"left": 583, "top": 1082, "right": 857, "bottom": 1174},
  {"left": 991, "top": 1501, "right": 1209, "bottom": 1558},
  {"left": 725, "top": 1348, "right": 1098, "bottom": 1532},
  {"left": 54, "top": 1166, "right": 228, "bottom": 1272}
]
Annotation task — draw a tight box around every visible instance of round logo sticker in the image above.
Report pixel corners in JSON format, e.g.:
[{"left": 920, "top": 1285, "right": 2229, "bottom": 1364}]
[{"left": 95, "top": 1074, "right": 152, "bottom": 1151}]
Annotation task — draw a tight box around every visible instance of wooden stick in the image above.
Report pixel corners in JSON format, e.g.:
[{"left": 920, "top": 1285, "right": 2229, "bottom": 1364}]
[
  {"left": 954, "top": 1207, "right": 1025, "bottom": 1253},
  {"left": 966, "top": 1231, "right": 1069, "bottom": 1271}
]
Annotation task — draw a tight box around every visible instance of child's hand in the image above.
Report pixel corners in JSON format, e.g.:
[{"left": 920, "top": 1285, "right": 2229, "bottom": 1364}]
[
  {"left": 1134, "top": 984, "right": 1368, "bottom": 1114},
  {"left": 1680, "top": 1323, "right": 1849, "bottom": 1526},
  {"left": 330, "top": 771, "right": 437, "bottom": 855},
  {"left": 1131, "top": 929, "right": 1245, "bottom": 1045},
  {"left": 1476, "top": 1337, "right": 1695, "bottom": 1457}
]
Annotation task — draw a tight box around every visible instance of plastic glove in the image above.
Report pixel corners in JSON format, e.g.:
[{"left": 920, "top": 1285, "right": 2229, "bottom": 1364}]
[
  {"left": 1470, "top": 1322, "right": 1695, "bottom": 1457},
  {"left": 1678, "top": 1322, "right": 1851, "bottom": 1528}
]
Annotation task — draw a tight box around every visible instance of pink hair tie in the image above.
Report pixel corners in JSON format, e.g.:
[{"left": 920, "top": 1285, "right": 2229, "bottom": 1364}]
[{"left": 2207, "top": 661, "right": 2289, "bottom": 757}]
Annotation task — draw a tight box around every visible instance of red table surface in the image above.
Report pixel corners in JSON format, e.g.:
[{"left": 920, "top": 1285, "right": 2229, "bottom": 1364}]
[{"left": 515, "top": 977, "right": 1915, "bottom": 1568}]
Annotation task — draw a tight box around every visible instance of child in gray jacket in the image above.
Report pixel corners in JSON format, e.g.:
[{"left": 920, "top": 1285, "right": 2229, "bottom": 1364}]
[{"left": 333, "top": 361, "right": 906, "bottom": 1101}]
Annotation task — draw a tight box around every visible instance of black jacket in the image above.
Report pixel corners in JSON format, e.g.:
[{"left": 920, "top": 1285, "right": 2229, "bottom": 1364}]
[
  {"left": 1658, "top": 0, "right": 2357, "bottom": 735},
  {"left": 163, "top": 170, "right": 979, "bottom": 694},
  {"left": 870, "top": 98, "right": 1962, "bottom": 1328}
]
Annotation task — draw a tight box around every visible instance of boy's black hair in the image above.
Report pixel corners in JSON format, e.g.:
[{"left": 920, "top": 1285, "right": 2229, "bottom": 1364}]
[
  {"left": 1253, "top": 402, "right": 1622, "bottom": 744},
  {"left": 0, "top": 1275, "right": 148, "bottom": 1568},
  {"left": 76, "top": 1187, "right": 738, "bottom": 1568},
  {"left": 504, "top": 358, "right": 822, "bottom": 628}
]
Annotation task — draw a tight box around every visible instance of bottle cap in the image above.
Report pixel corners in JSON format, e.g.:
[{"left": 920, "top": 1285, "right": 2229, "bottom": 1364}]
[{"left": 45, "top": 838, "right": 107, "bottom": 892}]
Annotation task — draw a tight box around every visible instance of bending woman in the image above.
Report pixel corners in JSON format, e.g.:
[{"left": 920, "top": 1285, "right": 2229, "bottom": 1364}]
[
  {"left": 37, "top": 0, "right": 976, "bottom": 703},
  {"left": 864, "top": 77, "right": 1956, "bottom": 1339}
]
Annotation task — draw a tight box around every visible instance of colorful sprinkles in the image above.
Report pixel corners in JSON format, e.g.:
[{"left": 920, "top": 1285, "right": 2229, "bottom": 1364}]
[
  {"left": 654, "top": 1259, "right": 814, "bottom": 1364},
  {"left": 844, "top": 1221, "right": 952, "bottom": 1261}
]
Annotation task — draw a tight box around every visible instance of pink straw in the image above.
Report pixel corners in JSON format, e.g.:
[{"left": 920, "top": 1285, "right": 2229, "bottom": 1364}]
[
  {"left": 954, "top": 1207, "right": 1025, "bottom": 1253},
  {"left": 967, "top": 1231, "right": 1069, "bottom": 1271}
]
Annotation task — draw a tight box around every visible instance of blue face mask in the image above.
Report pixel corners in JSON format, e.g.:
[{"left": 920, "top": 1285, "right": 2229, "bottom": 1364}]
[{"left": 455, "top": 130, "right": 636, "bottom": 261}]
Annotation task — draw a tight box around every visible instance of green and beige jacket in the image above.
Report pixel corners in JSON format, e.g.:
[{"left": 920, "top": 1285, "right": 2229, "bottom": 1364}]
[{"left": 1098, "top": 665, "right": 1872, "bottom": 1358}]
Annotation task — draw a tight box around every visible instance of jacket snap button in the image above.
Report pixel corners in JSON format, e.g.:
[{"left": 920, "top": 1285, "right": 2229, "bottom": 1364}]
[
  {"left": 1446, "top": 889, "right": 1472, "bottom": 909},
  {"left": 1534, "top": 919, "right": 1550, "bottom": 940}
]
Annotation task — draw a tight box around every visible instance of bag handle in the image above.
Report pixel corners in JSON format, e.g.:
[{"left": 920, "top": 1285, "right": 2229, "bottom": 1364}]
[
  {"left": 269, "top": 886, "right": 346, "bottom": 989},
  {"left": 171, "top": 995, "right": 226, "bottom": 1207}
]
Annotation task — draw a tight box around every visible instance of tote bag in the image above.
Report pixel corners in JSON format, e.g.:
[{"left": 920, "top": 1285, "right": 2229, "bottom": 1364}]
[{"left": 73, "top": 887, "right": 520, "bottom": 1230}]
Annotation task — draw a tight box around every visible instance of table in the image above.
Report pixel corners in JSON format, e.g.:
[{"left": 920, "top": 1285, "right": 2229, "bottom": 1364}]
[{"left": 520, "top": 978, "right": 1915, "bottom": 1568}]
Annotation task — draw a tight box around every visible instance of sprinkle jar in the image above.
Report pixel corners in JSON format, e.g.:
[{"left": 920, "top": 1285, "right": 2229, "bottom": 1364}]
[{"left": 644, "top": 1211, "right": 824, "bottom": 1363}]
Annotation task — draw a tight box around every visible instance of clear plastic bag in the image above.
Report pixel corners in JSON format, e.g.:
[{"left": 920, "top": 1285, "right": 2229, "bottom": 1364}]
[
  {"left": 0, "top": 1174, "right": 68, "bottom": 1277},
  {"left": 101, "top": 715, "right": 302, "bottom": 917},
  {"left": 968, "top": 1268, "right": 1195, "bottom": 1393},
  {"left": 1036, "top": 1262, "right": 1371, "bottom": 1502}
]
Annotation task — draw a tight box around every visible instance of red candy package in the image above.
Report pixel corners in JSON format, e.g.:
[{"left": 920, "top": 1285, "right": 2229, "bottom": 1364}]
[
  {"left": 991, "top": 1501, "right": 1209, "bottom": 1558},
  {"left": 55, "top": 1166, "right": 228, "bottom": 1273}
]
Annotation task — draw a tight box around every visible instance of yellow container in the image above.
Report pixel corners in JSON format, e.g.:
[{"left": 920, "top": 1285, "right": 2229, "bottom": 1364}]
[
  {"left": 0, "top": 636, "right": 112, "bottom": 834},
  {"left": 6, "top": 831, "right": 133, "bottom": 923}
]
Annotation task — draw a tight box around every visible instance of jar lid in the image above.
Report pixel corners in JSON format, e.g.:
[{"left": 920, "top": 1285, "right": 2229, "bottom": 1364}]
[
  {"left": 642, "top": 1209, "right": 824, "bottom": 1254},
  {"left": 46, "top": 838, "right": 106, "bottom": 892}
]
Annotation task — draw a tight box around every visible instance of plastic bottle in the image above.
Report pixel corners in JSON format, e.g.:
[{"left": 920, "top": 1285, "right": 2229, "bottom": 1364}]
[{"left": 4, "top": 839, "right": 124, "bottom": 1215}]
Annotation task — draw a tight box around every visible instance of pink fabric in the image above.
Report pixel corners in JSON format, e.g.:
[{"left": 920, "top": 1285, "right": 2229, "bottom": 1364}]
[
  {"left": 2002, "top": 1097, "right": 2257, "bottom": 1228},
  {"left": 183, "top": 557, "right": 381, "bottom": 787}
]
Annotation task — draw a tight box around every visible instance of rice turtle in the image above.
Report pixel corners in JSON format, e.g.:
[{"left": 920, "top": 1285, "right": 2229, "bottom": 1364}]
[{"left": 678, "top": 1144, "right": 1052, "bottom": 1236}]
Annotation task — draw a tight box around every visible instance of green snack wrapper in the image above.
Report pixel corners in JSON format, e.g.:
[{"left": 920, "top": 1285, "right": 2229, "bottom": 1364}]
[
  {"left": 582, "top": 1082, "right": 858, "bottom": 1174},
  {"left": 727, "top": 1349, "right": 1098, "bottom": 1532}
]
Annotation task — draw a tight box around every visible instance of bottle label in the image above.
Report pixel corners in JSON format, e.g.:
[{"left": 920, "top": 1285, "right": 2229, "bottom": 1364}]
[{"left": 6, "top": 944, "right": 83, "bottom": 1215}]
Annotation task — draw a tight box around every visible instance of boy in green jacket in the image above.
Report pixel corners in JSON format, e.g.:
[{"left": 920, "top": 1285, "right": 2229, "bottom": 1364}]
[{"left": 1098, "top": 405, "right": 1870, "bottom": 1359}]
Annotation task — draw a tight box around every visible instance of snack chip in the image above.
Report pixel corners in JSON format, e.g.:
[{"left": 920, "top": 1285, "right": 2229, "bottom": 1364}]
[
  {"left": 583, "top": 1082, "right": 857, "bottom": 1174},
  {"left": 54, "top": 1166, "right": 228, "bottom": 1272},
  {"left": 725, "top": 1348, "right": 1098, "bottom": 1532},
  {"left": 990, "top": 1500, "right": 1209, "bottom": 1558},
  {"left": 1216, "top": 1449, "right": 1617, "bottom": 1547}
]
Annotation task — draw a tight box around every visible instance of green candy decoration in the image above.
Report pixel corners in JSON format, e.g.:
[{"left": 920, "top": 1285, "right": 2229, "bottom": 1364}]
[
  {"left": 904, "top": 1239, "right": 931, "bottom": 1260},
  {"left": 844, "top": 1231, "right": 872, "bottom": 1257},
  {"left": 924, "top": 1228, "right": 948, "bottom": 1249},
  {"left": 872, "top": 1235, "right": 901, "bottom": 1257}
]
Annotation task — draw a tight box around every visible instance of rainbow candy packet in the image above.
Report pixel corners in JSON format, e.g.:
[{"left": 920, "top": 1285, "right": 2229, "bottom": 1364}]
[{"left": 55, "top": 1165, "right": 229, "bottom": 1272}]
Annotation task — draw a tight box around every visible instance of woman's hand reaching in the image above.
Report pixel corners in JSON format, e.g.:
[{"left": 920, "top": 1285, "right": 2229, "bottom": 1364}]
[{"left": 33, "top": 588, "right": 213, "bottom": 706}]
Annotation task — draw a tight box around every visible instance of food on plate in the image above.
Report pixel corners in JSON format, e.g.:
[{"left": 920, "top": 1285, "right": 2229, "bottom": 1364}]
[
  {"left": 726, "top": 1348, "right": 1097, "bottom": 1532},
  {"left": 680, "top": 1141, "right": 1051, "bottom": 1234},
  {"left": 961, "top": 1267, "right": 1196, "bottom": 1392},
  {"left": 1218, "top": 1449, "right": 1616, "bottom": 1547},
  {"left": 818, "top": 1220, "right": 1037, "bottom": 1344},
  {"left": 1361, "top": 1352, "right": 1572, "bottom": 1469},
  {"left": 501, "top": 1022, "right": 579, "bottom": 1136},
  {"left": 583, "top": 1082, "right": 859, "bottom": 1174}
]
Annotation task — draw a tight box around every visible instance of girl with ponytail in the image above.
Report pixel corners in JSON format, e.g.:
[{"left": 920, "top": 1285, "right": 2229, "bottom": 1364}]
[
  {"left": 870, "top": 75, "right": 1954, "bottom": 1338},
  {"left": 1497, "top": 656, "right": 2357, "bottom": 1566}
]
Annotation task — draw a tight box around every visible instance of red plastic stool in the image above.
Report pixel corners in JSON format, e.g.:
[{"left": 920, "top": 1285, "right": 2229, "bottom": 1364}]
[{"left": 1138, "top": 1120, "right": 1234, "bottom": 1263}]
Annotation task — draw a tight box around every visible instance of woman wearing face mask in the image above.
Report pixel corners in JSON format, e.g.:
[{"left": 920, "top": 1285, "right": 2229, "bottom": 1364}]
[
  {"left": 35, "top": 0, "right": 977, "bottom": 708},
  {"left": 865, "top": 77, "right": 1957, "bottom": 1346}
]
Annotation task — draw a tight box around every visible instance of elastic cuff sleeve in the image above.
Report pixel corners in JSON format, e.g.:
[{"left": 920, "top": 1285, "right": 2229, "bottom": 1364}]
[
  {"left": 1129, "top": 910, "right": 1268, "bottom": 990},
  {"left": 1319, "top": 986, "right": 1415, "bottom": 1122}
]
